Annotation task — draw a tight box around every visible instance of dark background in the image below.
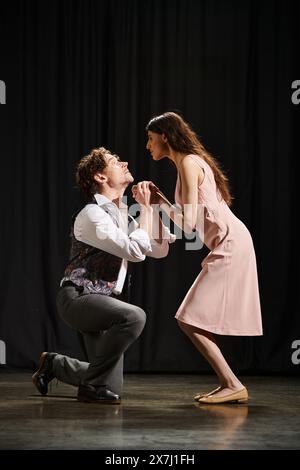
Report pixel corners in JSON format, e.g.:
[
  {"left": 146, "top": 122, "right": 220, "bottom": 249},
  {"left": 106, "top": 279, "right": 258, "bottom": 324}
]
[{"left": 0, "top": 0, "right": 299, "bottom": 374}]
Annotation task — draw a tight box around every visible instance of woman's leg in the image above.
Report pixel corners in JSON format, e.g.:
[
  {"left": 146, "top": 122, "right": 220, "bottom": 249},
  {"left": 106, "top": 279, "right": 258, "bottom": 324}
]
[{"left": 178, "top": 320, "right": 245, "bottom": 398}]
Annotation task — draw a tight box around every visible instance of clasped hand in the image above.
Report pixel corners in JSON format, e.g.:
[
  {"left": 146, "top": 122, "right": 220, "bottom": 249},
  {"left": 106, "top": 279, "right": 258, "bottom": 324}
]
[{"left": 131, "top": 181, "right": 165, "bottom": 206}]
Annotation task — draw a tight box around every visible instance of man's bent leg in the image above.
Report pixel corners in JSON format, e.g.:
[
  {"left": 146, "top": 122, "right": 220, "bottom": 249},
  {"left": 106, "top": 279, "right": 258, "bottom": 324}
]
[
  {"left": 52, "top": 354, "right": 89, "bottom": 386},
  {"left": 56, "top": 286, "right": 146, "bottom": 396},
  {"left": 82, "top": 331, "right": 124, "bottom": 395},
  {"left": 80, "top": 302, "right": 145, "bottom": 394}
]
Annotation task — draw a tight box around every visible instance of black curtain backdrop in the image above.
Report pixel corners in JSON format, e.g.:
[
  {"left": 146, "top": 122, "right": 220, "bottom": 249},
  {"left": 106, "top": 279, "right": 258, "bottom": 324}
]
[{"left": 0, "top": 0, "right": 299, "bottom": 373}]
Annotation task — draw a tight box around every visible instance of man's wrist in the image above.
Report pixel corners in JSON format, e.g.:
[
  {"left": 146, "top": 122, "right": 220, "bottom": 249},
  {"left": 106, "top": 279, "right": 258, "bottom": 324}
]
[
  {"left": 140, "top": 205, "right": 153, "bottom": 213},
  {"left": 150, "top": 202, "right": 162, "bottom": 210}
]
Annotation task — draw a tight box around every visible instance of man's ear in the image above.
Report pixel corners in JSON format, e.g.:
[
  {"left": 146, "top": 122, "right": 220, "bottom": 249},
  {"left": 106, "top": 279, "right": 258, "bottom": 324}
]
[{"left": 94, "top": 172, "right": 107, "bottom": 184}]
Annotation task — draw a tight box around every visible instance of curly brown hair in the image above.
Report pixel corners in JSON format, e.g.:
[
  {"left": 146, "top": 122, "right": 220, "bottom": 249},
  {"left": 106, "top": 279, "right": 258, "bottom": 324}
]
[
  {"left": 76, "top": 147, "right": 111, "bottom": 198},
  {"left": 146, "top": 112, "right": 233, "bottom": 206}
]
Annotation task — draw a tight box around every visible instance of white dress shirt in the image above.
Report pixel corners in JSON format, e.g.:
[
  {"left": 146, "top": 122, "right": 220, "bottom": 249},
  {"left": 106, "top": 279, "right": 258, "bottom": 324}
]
[{"left": 73, "top": 193, "right": 176, "bottom": 294}]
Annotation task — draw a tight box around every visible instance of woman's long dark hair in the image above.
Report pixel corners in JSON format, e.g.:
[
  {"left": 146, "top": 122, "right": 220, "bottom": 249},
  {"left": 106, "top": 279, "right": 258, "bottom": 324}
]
[{"left": 146, "top": 112, "right": 233, "bottom": 206}]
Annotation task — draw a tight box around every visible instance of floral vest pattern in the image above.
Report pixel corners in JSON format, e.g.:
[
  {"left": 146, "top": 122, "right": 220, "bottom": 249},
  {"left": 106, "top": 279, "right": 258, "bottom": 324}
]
[{"left": 61, "top": 200, "right": 123, "bottom": 296}]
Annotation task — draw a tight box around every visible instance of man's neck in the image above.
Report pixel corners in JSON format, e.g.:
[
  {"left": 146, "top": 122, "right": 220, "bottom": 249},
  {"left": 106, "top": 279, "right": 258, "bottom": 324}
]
[{"left": 98, "top": 187, "right": 126, "bottom": 207}]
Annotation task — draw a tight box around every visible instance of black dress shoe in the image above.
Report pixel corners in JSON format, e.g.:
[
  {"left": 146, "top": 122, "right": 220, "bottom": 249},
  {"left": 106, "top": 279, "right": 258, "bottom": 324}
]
[
  {"left": 32, "top": 352, "right": 57, "bottom": 396},
  {"left": 77, "top": 384, "right": 121, "bottom": 404}
]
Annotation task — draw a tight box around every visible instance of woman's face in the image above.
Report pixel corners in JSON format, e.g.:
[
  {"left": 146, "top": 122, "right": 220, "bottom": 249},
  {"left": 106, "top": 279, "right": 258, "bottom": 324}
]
[{"left": 146, "top": 131, "right": 169, "bottom": 161}]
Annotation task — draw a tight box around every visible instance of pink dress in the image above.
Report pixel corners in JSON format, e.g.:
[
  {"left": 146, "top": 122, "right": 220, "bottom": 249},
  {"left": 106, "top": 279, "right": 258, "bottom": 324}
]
[{"left": 175, "top": 155, "right": 263, "bottom": 336}]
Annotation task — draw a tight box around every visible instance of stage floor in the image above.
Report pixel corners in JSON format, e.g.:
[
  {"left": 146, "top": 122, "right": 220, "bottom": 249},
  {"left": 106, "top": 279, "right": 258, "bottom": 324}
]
[{"left": 0, "top": 372, "right": 299, "bottom": 450}]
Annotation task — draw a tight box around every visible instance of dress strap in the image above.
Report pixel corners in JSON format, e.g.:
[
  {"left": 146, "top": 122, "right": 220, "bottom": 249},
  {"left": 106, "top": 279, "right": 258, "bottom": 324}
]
[{"left": 186, "top": 154, "right": 205, "bottom": 171}]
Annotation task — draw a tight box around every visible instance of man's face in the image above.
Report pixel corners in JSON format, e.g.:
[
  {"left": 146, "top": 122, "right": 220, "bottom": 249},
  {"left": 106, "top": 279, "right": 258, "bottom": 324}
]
[{"left": 102, "top": 153, "right": 134, "bottom": 188}]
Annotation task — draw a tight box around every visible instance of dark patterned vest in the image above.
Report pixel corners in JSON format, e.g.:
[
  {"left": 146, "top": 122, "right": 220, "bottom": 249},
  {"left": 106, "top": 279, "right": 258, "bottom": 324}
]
[{"left": 61, "top": 200, "right": 123, "bottom": 296}]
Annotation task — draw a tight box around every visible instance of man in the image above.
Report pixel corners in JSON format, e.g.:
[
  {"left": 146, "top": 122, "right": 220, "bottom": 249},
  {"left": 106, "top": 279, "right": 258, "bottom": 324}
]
[{"left": 32, "top": 147, "right": 175, "bottom": 404}]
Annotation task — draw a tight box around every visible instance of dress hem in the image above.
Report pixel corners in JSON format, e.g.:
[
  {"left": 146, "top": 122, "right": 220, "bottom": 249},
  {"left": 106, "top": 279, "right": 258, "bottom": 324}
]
[{"left": 175, "top": 315, "right": 263, "bottom": 336}]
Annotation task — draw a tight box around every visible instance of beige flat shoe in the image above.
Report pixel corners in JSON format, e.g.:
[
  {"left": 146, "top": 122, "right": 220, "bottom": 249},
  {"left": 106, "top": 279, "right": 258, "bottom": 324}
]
[
  {"left": 198, "top": 387, "right": 248, "bottom": 404},
  {"left": 193, "top": 386, "right": 221, "bottom": 401}
]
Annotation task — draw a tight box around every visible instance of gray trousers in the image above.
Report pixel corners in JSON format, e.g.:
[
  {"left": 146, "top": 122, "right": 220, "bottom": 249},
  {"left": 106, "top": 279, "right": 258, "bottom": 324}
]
[{"left": 55, "top": 285, "right": 146, "bottom": 395}]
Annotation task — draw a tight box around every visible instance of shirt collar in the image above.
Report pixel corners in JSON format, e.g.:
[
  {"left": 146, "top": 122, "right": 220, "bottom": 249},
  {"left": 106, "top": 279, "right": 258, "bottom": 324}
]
[
  {"left": 94, "top": 193, "right": 128, "bottom": 210},
  {"left": 94, "top": 193, "right": 113, "bottom": 207}
]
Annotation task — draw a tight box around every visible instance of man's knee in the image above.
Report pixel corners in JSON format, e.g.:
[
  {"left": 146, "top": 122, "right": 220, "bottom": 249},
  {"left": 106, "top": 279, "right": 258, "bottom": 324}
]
[{"left": 125, "top": 306, "right": 146, "bottom": 337}]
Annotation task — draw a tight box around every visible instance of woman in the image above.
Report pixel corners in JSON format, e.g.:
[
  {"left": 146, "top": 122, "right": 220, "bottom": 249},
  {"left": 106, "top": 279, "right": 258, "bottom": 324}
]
[{"left": 142, "top": 112, "right": 262, "bottom": 404}]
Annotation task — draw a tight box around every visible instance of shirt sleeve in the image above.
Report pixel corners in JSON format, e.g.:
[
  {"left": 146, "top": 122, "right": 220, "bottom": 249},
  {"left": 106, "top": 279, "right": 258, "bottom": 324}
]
[
  {"left": 74, "top": 205, "right": 152, "bottom": 262},
  {"left": 147, "top": 224, "right": 176, "bottom": 258},
  {"left": 129, "top": 212, "right": 176, "bottom": 259}
]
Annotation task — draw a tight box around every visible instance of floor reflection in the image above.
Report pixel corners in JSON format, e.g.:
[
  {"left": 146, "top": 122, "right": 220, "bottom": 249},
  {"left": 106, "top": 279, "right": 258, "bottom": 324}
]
[{"left": 194, "top": 403, "right": 249, "bottom": 449}]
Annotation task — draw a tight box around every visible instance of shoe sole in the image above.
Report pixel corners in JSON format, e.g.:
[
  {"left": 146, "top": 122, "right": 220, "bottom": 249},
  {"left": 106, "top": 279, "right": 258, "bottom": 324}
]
[
  {"left": 198, "top": 395, "right": 248, "bottom": 404},
  {"left": 32, "top": 352, "right": 48, "bottom": 394},
  {"left": 198, "top": 399, "right": 248, "bottom": 405},
  {"left": 77, "top": 397, "right": 121, "bottom": 404}
]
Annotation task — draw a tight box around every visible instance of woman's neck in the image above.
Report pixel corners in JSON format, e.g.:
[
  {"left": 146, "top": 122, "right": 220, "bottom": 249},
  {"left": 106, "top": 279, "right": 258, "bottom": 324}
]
[{"left": 168, "top": 149, "right": 187, "bottom": 171}]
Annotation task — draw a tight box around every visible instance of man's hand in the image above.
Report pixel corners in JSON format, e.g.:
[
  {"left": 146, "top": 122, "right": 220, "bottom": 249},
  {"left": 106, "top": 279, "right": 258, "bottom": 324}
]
[
  {"left": 131, "top": 181, "right": 152, "bottom": 207},
  {"left": 132, "top": 181, "right": 169, "bottom": 206}
]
